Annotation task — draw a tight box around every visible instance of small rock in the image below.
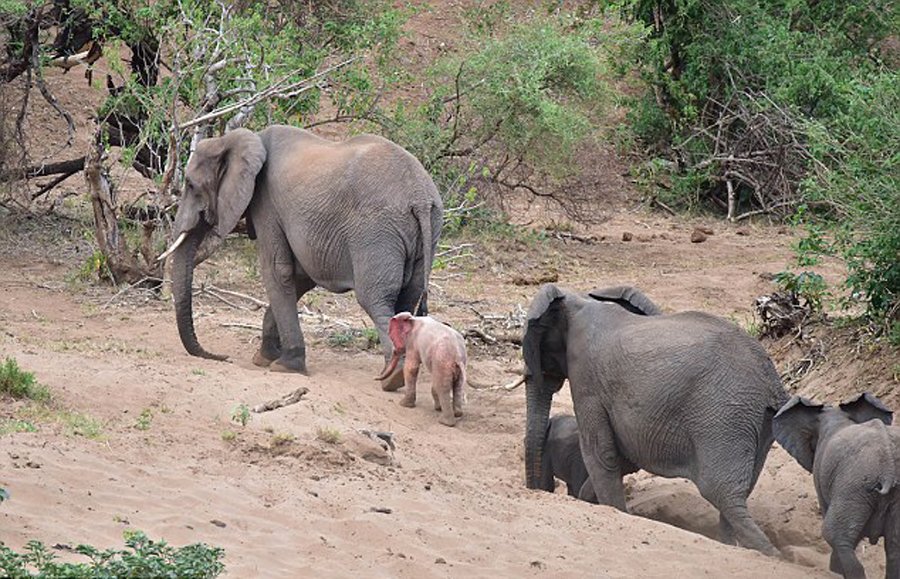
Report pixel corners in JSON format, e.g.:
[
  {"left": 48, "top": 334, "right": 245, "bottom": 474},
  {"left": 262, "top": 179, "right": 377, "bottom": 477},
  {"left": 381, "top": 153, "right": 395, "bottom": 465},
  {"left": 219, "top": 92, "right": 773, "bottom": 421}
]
[
  {"left": 25, "top": 461, "right": 40, "bottom": 469},
  {"left": 530, "top": 560, "right": 545, "bottom": 569},
  {"left": 697, "top": 226, "right": 714, "bottom": 235},
  {"left": 621, "top": 231, "right": 633, "bottom": 242},
  {"left": 210, "top": 519, "right": 227, "bottom": 528},
  {"left": 369, "top": 506, "right": 393, "bottom": 514},
  {"left": 736, "top": 227, "right": 749, "bottom": 236},
  {"left": 690, "top": 229, "right": 707, "bottom": 243},
  {"left": 435, "top": 557, "right": 447, "bottom": 564}
]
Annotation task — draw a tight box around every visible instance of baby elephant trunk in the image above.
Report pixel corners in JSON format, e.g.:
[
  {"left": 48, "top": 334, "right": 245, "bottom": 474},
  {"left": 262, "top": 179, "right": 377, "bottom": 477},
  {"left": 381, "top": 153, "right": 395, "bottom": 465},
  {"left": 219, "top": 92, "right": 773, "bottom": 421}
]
[{"left": 375, "top": 350, "right": 403, "bottom": 381}]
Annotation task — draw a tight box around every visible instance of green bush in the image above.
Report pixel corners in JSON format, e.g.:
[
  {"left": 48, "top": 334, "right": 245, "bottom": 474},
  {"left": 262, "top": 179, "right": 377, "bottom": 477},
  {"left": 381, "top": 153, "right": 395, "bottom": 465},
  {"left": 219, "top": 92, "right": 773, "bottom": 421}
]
[
  {"left": 0, "top": 531, "right": 224, "bottom": 578},
  {"left": 0, "top": 358, "right": 50, "bottom": 403},
  {"left": 382, "top": 16, "right": 608, "bottom": 218},
  {"left": 611, "top": 0, "right": 898, "bottom": 320}
]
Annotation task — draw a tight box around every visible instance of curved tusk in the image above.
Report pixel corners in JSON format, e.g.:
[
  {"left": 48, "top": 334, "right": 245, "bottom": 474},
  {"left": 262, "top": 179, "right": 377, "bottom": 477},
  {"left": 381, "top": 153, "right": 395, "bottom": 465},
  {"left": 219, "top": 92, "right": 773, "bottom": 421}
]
[{"left": 157, "top": 232, "right": 188, "bottom": 262}]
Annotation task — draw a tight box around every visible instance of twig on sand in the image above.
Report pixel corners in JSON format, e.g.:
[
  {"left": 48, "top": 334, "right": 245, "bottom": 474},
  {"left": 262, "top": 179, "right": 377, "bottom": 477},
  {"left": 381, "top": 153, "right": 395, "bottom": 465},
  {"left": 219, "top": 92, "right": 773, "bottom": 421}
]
[
  {"left": 252, "top": 387, "right": 310, "bottom": 413},
  {"left": 101, "top": 276, "right": 162, "bottom": 309},
  {"left": 194, "top": 284, "right": 268, "bottom": 311},
  {"left": 221, "top": 322, "right": 262, "bottom": 331}
]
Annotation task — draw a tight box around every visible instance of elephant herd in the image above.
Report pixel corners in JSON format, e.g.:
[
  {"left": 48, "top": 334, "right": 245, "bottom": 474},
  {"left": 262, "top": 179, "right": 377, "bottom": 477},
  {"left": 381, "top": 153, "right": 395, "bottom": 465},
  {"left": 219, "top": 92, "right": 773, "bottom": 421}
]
[{"left": 163, "top": 126, "right": 898, "bottom": 579}]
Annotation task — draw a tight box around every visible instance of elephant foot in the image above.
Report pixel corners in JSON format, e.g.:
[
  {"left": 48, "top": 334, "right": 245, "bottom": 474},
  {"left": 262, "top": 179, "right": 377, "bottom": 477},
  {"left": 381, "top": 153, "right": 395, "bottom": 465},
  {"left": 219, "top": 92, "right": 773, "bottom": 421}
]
[
  {"left": 380, "top": 367, "right": 405, "bottom": 392},
  {"left": 270, "top": 348, "right": 307, "bottom": 374},
  {"left": 454, "top": 408, "right": 463, "bottom": 418},
  {"left": 252, "top": 348, "right": 277, "bottom": 367},
  {"left": 439, "top": 415, "right": 457, "bottom": 427},
  {"left": 399, "top": 397, "right": 416, "bottom": 408}
]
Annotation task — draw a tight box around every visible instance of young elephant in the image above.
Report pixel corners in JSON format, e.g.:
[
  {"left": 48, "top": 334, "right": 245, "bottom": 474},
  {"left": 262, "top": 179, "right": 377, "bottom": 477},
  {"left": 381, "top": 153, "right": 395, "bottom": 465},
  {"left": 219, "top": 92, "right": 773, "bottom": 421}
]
[
  {"left": 541, "top": 414, "right": 598, "bottom": 503},
  {"left": 375, "top": 312, "right": 467, "bottom": 426},
  {"left": 774, "top": 392, "right": 899, "bottom": 579}
]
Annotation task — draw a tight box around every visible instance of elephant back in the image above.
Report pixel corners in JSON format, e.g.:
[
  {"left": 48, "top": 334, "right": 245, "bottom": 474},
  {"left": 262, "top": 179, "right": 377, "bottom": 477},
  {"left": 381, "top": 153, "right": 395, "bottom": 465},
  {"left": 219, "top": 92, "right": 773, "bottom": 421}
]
[{"left": 587, "top": 286, "right": 662, "bottom": 316}]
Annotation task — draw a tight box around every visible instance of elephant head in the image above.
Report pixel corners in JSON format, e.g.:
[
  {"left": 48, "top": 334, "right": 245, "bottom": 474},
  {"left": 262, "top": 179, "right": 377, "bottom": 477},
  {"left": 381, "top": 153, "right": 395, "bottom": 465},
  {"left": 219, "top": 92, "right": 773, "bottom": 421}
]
[
  {"left": 774, "top": 392, "right": 893, "bottom": 473},
  {"left": 522, "top": 283, "right": 661, "bottom": 490},
  {"left": 161, "top": 129, "right": 267, "bottom": 360}
]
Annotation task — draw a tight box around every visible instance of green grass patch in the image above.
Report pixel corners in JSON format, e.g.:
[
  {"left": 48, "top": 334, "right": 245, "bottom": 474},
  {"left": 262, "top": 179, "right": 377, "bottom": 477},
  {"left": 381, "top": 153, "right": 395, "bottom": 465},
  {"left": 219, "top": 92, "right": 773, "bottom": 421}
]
[
  {"left": 0, "top": 530, "right": 224, "bottom": 578},
  {"left": 0, "top": 358, "right": 50, "bottom": 402},
  {"left": 0, "top": 419, "right": 38, "bottom": 435}
]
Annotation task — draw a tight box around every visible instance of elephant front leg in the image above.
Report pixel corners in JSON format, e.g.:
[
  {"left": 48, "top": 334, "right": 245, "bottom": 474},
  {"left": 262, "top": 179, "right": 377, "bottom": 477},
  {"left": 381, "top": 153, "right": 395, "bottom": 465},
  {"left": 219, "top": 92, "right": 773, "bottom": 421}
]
[
  {"left": 399, "top": 354, "right": 420, "bottom": 408},
  {"left": 260, "top": 247, "right": 307, "bottom": 374},
  {"left": 252, "top": 306, "right": 281, "bottom": 367}
]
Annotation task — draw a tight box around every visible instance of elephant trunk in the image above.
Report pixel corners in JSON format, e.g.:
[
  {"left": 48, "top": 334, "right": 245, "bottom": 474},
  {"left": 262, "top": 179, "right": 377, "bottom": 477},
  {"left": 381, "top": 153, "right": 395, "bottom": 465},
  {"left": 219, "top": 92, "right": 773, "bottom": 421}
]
[
  {"left": 375, "top": 349, "right": 403, "bottom": 381},
  {"left": 171, "top": 225, "right": 228, "bottom": 361},
  {"left": 525, "top": 377, "right": 554, "bottom": 490}
]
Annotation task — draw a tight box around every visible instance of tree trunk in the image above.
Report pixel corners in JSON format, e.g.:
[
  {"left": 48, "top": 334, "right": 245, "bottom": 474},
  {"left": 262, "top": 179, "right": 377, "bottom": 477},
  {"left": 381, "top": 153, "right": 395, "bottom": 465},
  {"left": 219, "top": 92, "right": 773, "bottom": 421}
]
[{"left": 83, "top": 132, "right": 144, "bottom": 284}]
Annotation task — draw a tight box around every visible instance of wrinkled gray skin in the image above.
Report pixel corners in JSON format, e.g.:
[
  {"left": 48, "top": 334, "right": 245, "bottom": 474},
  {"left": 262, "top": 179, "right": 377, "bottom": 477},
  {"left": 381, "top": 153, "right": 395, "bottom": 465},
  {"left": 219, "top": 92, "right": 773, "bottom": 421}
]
[
  {"left": 170, "top": 126, "right": 442, "bottom": 387},
  {"left": 774, "top": 393, "right": 899, "bottom": 579},
  {"left": 541, "top": 414, "right": 597, "bottom": 503},
  {"left": 523, "top": 284, "right": 788, "bottom": 556}
]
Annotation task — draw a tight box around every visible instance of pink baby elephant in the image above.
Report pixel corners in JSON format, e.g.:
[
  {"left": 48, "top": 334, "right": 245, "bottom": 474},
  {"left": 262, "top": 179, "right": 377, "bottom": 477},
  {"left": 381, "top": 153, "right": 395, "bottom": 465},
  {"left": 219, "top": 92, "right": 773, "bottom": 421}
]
[{"left": 375, "top": 312, "right": 467, "bottom": 426}]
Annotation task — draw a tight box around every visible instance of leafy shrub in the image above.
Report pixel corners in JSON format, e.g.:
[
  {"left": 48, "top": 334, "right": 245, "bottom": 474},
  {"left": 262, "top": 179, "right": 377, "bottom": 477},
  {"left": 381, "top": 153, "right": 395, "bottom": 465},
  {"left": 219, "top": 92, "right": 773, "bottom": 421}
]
[
  {"left": 0, "top": 358, "right": 50, "bottom": 403},
  {"left": 0, "top": 530, "right": 224, "bottom": 578},
  {"left": 611, "top": 0, "right": 898, "bottom": 320},
  {"left": 382, "top": 16, "right": 609, "bottom": 220}
]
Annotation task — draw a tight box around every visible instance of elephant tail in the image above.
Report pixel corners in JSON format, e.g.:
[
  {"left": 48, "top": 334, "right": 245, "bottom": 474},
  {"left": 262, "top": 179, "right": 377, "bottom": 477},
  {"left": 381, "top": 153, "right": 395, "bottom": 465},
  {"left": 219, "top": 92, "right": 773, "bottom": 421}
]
[{"left": 412, "top": 201, "right": 438, "bottom": 316}]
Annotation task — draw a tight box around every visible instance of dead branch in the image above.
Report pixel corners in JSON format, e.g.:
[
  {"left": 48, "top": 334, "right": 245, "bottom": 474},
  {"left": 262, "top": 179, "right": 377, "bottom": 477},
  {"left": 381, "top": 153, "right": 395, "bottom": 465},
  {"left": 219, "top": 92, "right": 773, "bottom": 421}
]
[
  {"left": 221, "top": 322, "right": 263, "bottom": 331},
  {"left": 193, "top": 284, "right": 261, "bottom": 311},
  {"left": 101, "top": 276, "right": 162, "bottom": 309},
  {"left": 179, "top": 57, "right": 359, "bottom": 130},
  {"left": 542, "top": 229, "right": 597, "bottom": 244},
  {"left": 252, "top": 387, "right": 309, "bottom": 413}
]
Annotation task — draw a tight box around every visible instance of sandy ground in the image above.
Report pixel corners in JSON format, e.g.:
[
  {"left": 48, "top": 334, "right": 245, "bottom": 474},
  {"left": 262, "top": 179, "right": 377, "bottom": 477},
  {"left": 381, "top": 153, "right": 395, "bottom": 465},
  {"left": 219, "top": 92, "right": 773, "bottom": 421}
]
[
  {"left": 0, "top": 208, "right": 893, "bottom": 578},
  {"left": 1, "top": 2, "right": 896, "bottom": 576}
]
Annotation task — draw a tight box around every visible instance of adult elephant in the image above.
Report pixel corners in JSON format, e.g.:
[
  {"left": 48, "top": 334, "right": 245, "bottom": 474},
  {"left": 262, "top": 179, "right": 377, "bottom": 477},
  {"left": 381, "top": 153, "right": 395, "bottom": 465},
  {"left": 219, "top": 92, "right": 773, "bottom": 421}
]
[
  {"left": 522, "top": 284, "right": 788, "bottom": 556},
  {"left": 161, "top": 125, "right": 443, "bottom": 388}
]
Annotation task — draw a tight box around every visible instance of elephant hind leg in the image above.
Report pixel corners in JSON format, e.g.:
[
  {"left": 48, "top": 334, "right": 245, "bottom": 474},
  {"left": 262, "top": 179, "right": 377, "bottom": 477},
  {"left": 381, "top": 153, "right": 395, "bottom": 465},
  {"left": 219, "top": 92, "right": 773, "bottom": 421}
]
[
  {"left": 696, "top": 475, "right": 778, "bottom": 556},
  {"left": 353, "top": 258, "right": 407, "bottom": 391},
  {"left": 576, "top": 413, "right": 627, "bottom": 511},
  {"left": 452, "top": 366, "right": 465, "bottom": 418},
  {"left": 822, "top": 499, "right": 870, "bottom": 579}
]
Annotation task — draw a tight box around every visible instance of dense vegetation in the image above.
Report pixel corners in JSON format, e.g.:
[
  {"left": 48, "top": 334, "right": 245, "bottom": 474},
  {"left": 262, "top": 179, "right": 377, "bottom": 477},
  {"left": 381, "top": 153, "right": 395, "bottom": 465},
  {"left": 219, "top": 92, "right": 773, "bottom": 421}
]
[
  {"left": 0, "top": 531, "right": 224, "bottom": 578},
  {"left": 614, "top": 0, "right": 898, "bottom": 327},
  {"left": 0, "top": 0, "right": 896, "bottom": 327}
]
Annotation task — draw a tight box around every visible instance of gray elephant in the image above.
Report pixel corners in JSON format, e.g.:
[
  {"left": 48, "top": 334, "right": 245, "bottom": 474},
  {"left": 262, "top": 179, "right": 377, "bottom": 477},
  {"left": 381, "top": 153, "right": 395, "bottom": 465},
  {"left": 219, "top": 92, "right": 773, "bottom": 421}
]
[
  {"left": 542, "top": 414, "right": 597, "bottom": 503},
  {"left": 774, "top": 393, "right": 899, "bottom": 579},
  {"left": 522, "top": 284, "right": 788, "bottom": 556},
  {"left": 161, "top": 125, "right": 443, "bottom": 387}
]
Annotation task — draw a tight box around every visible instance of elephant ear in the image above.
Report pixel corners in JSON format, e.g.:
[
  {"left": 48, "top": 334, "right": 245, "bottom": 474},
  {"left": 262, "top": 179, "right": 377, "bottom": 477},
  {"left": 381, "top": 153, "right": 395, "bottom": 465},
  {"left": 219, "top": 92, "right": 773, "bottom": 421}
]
[
  {"left": 208, "top": 128, "right": 267, "bottom": 238},
  {"left": 839, "top": 392, "right": 893, "bottom": 426},
  {"left": 523, "top": 284, "right": 569, "bottom": 392},
  {"left": 587, "top": 286, "right": 662, "bottom": 316},
  {"left": 388, "top": 312, "right": 415, "bottom": 352},
  {"left": 773, "top": 395, "right": 824, "bottom": 473}
]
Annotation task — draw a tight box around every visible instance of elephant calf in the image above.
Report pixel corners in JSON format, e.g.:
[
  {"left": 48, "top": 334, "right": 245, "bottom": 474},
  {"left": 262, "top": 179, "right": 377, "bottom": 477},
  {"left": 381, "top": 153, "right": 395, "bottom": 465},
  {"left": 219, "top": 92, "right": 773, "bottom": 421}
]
[
  {"left": 775, "top": 393, "right": 899, "bottom": 579},
  {"left": 542, "top": 415, "right": 598, "bottom": 503},
  {"left": 376, "top": 312, "right": 467, "bottom": 426}
]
